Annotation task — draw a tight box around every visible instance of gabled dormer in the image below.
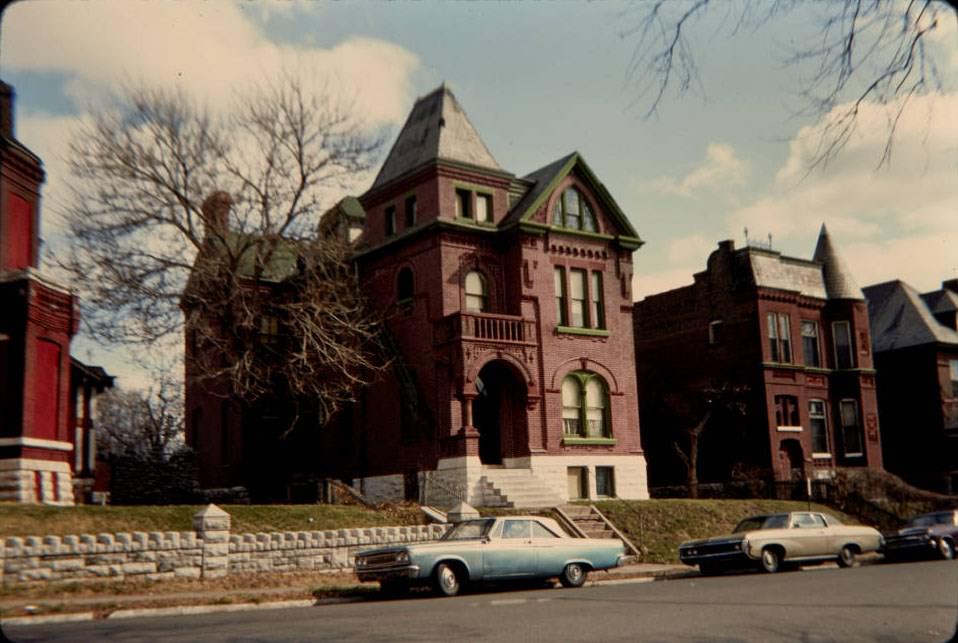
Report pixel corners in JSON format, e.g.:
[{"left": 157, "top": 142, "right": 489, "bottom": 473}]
[{"left": 502, "top": 152, "right": 643, "bottom": 251}]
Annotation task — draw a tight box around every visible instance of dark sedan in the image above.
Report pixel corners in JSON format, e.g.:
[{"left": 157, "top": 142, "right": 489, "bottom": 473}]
[{"left": 883, "top": 510, "right": 958, "bottom": 561}]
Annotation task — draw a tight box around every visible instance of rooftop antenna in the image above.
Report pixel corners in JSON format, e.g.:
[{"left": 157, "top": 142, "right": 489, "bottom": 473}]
[
  {"left": 744, "top": 227, "right": 749, "bottom": 245},
  {"left": 768, "top": 233, "right": 773, "bottom": 250}
]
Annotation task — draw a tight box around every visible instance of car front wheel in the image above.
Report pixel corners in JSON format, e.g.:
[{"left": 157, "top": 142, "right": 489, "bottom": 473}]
[
  {"left": 938, "top": 539, "right": 955, "bottom": 560},
  {"left": 559, "top": 562, "right": 587, "bottom": 588},
  {"left": 837, "top": 545, "right": 856, "bottom": 568},
  {"left": 433, "top": 562, "right": 462, "bottom": 597},
  {"left": 760, "top": 548, "right": 781, "bottom": 573}
]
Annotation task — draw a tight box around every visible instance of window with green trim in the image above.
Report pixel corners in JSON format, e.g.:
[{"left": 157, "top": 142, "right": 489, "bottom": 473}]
[
  {"left": 569, "top": 269, "right": 588, "bottom": 327},
  {"left": 455, "top": 189, "right": 471, "bottom": 219},
  {"left": 590, "top": 271, "right": 605, "bottom": 329},
  {"left": 554, "top": 267, "right": 568, "bottom": 326},
  {"left": 554, "top": 267, "right": 605, "bottom": 330},
  {"left": 561, "top": 371, "right": 611, "bottom": 438},
  {"left": 476, "top": 193, "right": 492, "bottom": 223},
  {"left": 552, "top": 187, "right": 597, "bottom": 232}
]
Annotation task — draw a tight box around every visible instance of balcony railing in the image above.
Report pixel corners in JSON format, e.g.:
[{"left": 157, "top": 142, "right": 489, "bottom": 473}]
[{"left": 436, "top": 312, "right": 535, "bottom": 345}]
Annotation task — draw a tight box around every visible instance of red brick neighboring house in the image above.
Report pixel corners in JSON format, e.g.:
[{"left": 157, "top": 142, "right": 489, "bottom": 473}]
[
  {"left": 185, "top": 85, "right": 650, "bottom": 506},
  {"left": 634, "top": 228, "right": 883, "bottom": 491},
  {"left": 863, "top": 279, "right": 958, "bottom": 492},
  {"left": 0, "top": 81, "right": 104, "bottom": 504}
]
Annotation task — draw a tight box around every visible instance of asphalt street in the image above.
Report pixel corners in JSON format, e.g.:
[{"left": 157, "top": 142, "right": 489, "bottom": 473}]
[{"left": 4, "top": 560, "right": 956, "bottom": 642}]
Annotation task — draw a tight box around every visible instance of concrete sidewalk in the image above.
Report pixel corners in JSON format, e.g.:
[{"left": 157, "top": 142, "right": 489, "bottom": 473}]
[{"left": 0, "top": 562, "right": 692, "bottom": 626}]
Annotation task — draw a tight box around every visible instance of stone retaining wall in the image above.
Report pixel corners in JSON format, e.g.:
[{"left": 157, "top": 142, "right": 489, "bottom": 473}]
[{"left": 1, "top": 504, "right": 448, "bottom": 587}]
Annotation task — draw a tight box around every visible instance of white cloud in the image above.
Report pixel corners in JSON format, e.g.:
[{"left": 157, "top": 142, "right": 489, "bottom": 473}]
[
  {"left": 666, "top": 234, "right": 716, "bottom": 265},
  {"left": 644, "top": 143, "right": 750, "bottom": 197},
  {"left": 632, "top": 266, "right": 698, "bottom": 301},
  {"left": 4, "top": 1, "right": 419, "bottom": 127},
  {"left": 726, "top": 92, "right": 958, "bottom": 292},
  {"left": 4, "top": 1, "right": 421, "bottom": 389}
]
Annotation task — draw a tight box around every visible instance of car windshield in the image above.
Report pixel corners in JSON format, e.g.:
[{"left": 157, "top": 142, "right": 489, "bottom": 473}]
[
  {"left": 733, "top": 514, "right": 789, "bottom": 532},
  {"left": 441, "top": 518, "right": 496, "bottom": 541},
  {"left": 908, "top": 513, "right": 955, "bottom": 528}
]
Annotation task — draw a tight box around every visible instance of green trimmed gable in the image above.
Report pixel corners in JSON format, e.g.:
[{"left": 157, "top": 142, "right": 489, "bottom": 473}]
[{"left": 502, "top": 152, "right": 642, "bottom": 247}]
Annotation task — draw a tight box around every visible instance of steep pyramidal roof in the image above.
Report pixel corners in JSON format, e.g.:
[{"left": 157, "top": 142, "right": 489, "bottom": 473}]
[
  {"left": 812, "top": 223, "right": 863, "bottom": 300},
  {"left": 863, "top": 280, "right": 958, "bottom": 352},
  {"left": 370, "top": 84, "right": 503, "bottom": 190}
]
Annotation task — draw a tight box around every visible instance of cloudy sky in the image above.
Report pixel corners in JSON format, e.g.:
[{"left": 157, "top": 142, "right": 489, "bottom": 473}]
[{"left": 2, "top": 1, "right": 956, "bottom": 388}]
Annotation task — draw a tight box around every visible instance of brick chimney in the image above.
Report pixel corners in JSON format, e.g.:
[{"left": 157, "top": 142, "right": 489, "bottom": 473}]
[
  {"left": 0, "top": 81, "right": 15, "bottom": 138},
  {"left": 201, "top": 191, "right": 231, "bottom": 237}
]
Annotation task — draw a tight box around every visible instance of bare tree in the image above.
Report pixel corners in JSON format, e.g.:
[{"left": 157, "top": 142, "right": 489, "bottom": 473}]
[
  {"left": 59, "top": 75, "right": 390, "bottom": 424},
  {"left": 97, "top": 375, "right": 185, "bottom": 461},
  {"left": 624, "top": 0, "right": 957, "bottom": 167},
  {"left": 669, "top": 383, "right": 748, "bottom": 499}
]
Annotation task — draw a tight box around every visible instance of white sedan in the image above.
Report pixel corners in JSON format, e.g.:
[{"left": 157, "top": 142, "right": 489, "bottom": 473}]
[{"left": 678, "top": 511, "right": 882, "bottom": 574}]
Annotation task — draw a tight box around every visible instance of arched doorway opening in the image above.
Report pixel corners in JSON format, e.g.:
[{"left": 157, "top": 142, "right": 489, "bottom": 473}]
[
  {"left": 472, "top": 361, "right": 528, "bottom": 465},
  {"left": 779, "top": 438, "right": 806, "bottom": 481}
]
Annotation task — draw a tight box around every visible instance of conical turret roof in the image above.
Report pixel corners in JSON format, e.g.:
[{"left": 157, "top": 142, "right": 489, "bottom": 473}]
[
  {"left": 812, "top": 223, "right": 864, "bottom": 300},
  {"left": 370, "top": 83, "right": 503, "bottom": 190}
]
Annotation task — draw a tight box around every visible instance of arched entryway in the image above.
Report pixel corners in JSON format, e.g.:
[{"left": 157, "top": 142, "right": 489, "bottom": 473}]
[
  {"left": 472, "top": 360, "right": 528, "bottom": 465},
  {"left": 779, "top": 438, "right": 805, "bottom": 481}
]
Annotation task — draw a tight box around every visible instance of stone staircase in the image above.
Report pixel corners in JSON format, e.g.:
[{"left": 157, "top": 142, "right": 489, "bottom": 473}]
[
  {"left": 557, "top": 504, "right": 642, "bottom": 557},
  {"left": 477, "top": 467, "right": 563, "bottom": 509},
  {"left": 559, "top": 504, "right": 616, "bottom": 538}
]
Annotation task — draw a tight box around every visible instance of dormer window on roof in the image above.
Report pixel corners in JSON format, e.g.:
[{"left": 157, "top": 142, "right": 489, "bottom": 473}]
[{"left": 552, "top": 188, "right": 597, "bottom": 232}]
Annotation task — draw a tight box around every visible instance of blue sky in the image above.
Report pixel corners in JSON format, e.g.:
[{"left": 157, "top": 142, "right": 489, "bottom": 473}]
[{"left": 3, "top": 1, "right": 956, "bottom": 388}]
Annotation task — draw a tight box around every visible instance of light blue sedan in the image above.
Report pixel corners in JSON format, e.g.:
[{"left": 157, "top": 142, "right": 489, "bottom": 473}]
[{"left": 355, "top": 516, "right": 626, "bottom": 596}]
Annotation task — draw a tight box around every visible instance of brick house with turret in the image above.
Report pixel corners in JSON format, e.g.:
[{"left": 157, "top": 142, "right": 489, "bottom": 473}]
[
  {"left": 634, "top": 228, "right": 883, "bottom": 491},
  {"left": 185, "top": 85, "right": 650, "bottom": 506},
  {"left": 0, "top": 81, "right": 113, "bottom": 504}
]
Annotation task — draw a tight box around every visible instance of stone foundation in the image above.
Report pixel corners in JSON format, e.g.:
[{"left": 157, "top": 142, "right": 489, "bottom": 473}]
[
  {"left": 357, "top": 454, "right": 649, "bottom": 508},
  {"left": 0, "top": 459, "right": 74, "bottom": 505}
]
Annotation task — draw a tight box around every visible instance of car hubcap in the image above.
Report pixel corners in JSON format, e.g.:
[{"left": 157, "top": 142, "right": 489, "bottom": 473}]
[
  {"left": 763, "top": 552, "right": 776, "bottom": 570},
  {"left": 569, "top": 565, "right": 582, "bottom": 582},
  {"left": 441, "top": 567, "right": 456, "bottom": 590}
]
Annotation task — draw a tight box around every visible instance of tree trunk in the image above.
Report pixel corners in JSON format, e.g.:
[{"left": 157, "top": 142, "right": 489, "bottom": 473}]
[{"left": 687, "top": 430, "right": 699, "bottom": 499}]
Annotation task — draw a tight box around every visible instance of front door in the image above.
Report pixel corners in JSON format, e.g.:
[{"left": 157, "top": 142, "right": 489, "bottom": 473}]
[{"left": 473, "top": 361, "right": 529, "bottom": 465}]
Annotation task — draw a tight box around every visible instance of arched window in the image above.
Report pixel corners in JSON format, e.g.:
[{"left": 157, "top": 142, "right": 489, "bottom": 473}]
[
  {"left": 397, "top": 267, "right": 414, "bottom": 303},
  {"left": 560, "top": 372, "right": 611, "bottom": 438},
  {"left": 585, "top": 377, "right": 607, "bottom": 437},
  {"left": 464, "top": 270, "right": 489, "bottom": 312},
  {"left": 552, "top": 187, "right": 597, "bottom": 232}
]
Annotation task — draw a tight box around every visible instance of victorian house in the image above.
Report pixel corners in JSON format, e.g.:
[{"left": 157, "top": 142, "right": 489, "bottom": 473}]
[
  {"left": 863, "top": 279, "right": 958, "bottom": 492},
  {"left": 342, "top": 85, "right": 649, "bottom": 507},
  {"left": 633, "top": 228, "right": 883, "bottom": 490},
  {"left": 185, "top": 85, "right": 650, "bottom": 507},
  {"left": 0, "top": 81, "right": 113, "bottom": 504}
]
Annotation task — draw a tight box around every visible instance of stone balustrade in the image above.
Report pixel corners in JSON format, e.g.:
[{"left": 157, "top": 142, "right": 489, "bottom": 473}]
[{"left": 1, "top": 504, "right": 448, "bottom": 586}]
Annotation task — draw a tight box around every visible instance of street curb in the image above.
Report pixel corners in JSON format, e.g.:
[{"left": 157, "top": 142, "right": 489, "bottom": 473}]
[{"left": 3, "top": 570, "right": 690, "bottom": 626}]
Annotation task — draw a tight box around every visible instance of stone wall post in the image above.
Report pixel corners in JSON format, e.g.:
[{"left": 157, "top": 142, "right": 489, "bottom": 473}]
[{"left": 193, "top": 504, "right": 230, "bottom": 579}]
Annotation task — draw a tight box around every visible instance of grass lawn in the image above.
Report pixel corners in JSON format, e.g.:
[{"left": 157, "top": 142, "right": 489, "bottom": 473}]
[
  {"left": 0, "top": 503, "right": 424, "bottom": 538},
  {"left": 594, "top": 499, "right": 857, "bottom": 564}
]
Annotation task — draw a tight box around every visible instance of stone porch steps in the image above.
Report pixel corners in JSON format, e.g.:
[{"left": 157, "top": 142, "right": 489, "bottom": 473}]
[{"left": 478, "top": 468, "right": 563, "bottom": 509}]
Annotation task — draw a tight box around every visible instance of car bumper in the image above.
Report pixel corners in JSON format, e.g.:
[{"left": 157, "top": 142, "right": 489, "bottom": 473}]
[
  {"left": 356, "top": 564, "right": 422, "bottom": 583},
  {"left": 882, "top": 539, "right": 939, "bottom": 557},
  {"left": 679, "top": 550, "right": 754, "bottom": 567}
]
